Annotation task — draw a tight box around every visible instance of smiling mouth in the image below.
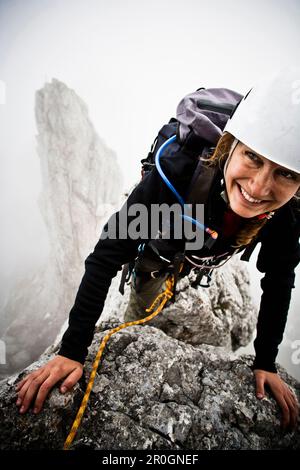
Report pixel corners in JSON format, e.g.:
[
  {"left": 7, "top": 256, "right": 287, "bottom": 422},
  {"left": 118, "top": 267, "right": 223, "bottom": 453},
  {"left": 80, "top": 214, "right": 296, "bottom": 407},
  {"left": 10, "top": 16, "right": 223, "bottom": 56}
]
[{"left": 237, "top": 184, "right": 267, "bottom": 204}]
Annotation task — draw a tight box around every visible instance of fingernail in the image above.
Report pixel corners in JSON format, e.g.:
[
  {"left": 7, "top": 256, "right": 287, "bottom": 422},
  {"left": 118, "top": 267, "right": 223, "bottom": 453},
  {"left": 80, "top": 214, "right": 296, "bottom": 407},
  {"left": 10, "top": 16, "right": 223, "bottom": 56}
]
[
  {"left": 33, "top": 408, "right": 38, "bottom": 414},
  {"left": 16, "top": 398, "right": 21, "bottom": 405},
  {"left": 257, "top": 393, "right": 264, "bottom": 399},
  {"left": 20, "top": 406, "right": 25, "bottom": 413},
  {"left": 61, "top": 387, "right": 66, "bottom": 393}
]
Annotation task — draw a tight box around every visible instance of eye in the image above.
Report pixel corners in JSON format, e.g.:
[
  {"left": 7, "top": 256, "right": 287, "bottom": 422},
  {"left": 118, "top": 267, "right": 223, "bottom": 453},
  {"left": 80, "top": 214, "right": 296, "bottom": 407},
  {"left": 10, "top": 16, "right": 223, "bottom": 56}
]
[
  {"left": 278, "top": 169, "right": 298, "bottom": 180},
  {"left": 245, "top": 151, "right": 260, "bottom": 163}
]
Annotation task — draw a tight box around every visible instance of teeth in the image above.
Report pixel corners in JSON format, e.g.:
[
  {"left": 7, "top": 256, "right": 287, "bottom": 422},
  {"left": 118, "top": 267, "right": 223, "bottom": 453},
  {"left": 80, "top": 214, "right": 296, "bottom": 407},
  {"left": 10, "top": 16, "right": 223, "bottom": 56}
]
[{"left": 240, "top": 186, "right": 262, "bottom": 203}]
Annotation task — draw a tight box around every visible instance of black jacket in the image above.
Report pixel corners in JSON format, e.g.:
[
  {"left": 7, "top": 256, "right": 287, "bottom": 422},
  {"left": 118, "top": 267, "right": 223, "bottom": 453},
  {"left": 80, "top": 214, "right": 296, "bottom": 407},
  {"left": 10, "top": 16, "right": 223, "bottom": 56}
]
[{"left": 58, "top": 132, "right": 300, "bottom": 373}]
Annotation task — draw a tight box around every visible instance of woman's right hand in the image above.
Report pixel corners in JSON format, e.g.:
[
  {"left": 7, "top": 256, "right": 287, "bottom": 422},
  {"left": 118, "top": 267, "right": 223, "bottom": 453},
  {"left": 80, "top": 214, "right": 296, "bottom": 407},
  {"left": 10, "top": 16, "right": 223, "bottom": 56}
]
[{"left": 15, "top": 355, "right": 83, "bottom": 414}]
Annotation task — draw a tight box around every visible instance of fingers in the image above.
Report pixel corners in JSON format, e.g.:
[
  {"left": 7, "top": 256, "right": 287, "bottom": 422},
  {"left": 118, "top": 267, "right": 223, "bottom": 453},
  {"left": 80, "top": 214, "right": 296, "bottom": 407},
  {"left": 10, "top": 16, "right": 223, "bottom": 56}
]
[
  {"left": 283, "top": 388, "right": 299, "bottom": 431},
  {"left": 30, "top": 364, "right": 83, "bottom": 413},
  {"left": 15, "top": 356, "right": 84, "bottom": 415},
  {"left": 15, "top": 369, "right": 44, "bottom": 407},
  {"left": 254, "top": 371, "right": 266, "bottom": 399},
  {"left": 276, "top": 393, "right": 290, "bottom": 430},
  {"left": 253, "top": 370, "right": 299, "bottom": 432},
  {"left": 15, "top": 367, "right": 45, "bottom": 392},
  {"left": 32, "top": 374, "right": 58, "bottom": 414},
  {"left": 16, "top": 369, "right": 50, "bottom": 414},
  {"left": 60, "top": 367, "right": 83, "bottom": 394},
  {"left": 271, "top": 384, "right": 299, "bottom": 431},
  {"left": 289, "top": 388, "right": 300, "bottom": 414},
  {"left": 15, "top": 377, "right": 30, "bottom": 392}
]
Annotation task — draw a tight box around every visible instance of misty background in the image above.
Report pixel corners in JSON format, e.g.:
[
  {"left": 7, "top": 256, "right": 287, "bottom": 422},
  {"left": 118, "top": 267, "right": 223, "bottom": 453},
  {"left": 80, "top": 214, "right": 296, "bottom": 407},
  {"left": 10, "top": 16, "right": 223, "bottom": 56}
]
[{"left": 0, "top": 0, "right": 299, "bottom": 379}]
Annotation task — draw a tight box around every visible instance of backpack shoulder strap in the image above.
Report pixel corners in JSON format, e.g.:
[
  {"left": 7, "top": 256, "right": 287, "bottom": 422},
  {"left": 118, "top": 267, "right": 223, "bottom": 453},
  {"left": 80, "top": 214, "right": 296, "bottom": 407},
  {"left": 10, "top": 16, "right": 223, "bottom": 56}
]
[
  {"left": 240, "top": 239, "right": 259, "bottom": 262},
  {"left": 140, "top": 118, "right": 179, "bottom": 178},
  {"left": 184, "top": 152, "right": 219, "bottom": 204}
]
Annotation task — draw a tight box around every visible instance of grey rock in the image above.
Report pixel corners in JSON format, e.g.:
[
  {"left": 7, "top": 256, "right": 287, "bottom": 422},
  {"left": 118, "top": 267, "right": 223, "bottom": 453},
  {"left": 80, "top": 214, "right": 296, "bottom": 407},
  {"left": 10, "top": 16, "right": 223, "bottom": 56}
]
[
  {"left": 1, "top": 326, "right": 299, "bottom": 450},
  {"left": 118, "top": 256, "right": 257, "bottom": 351}
]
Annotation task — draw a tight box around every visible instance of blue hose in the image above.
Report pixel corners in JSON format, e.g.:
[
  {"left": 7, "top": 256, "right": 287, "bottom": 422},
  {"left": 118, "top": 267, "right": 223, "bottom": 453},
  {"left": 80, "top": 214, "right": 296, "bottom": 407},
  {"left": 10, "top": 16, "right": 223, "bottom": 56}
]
[
  {"left": 155, "top": 135, "right": 218, "bottom": 239},
  {"left": 155, "top": 135, "right": 185, "bottom": 206}
]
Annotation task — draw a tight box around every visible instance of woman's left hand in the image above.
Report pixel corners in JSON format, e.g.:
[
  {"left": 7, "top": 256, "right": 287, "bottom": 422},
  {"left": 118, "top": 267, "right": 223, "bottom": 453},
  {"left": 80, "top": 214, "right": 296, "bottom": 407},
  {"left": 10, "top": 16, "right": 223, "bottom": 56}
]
[{"left": 253, "top": 369, "right": 299, "bottom": 431}]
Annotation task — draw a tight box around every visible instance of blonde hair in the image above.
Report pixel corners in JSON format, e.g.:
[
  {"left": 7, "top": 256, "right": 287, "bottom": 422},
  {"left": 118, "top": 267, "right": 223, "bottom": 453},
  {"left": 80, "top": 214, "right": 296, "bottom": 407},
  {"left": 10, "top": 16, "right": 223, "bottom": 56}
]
[{"left": 203, "top": 132, "right": 270, "bottom": 248}]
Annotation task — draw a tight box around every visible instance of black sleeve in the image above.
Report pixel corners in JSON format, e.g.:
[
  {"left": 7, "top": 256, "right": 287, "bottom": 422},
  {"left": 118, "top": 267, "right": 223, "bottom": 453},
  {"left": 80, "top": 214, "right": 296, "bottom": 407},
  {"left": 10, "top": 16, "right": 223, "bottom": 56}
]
[
  {"left": 252, "top": 205, "right": 300, "bottom": 373},
  {"left": 58, "top": 132, "right": 201, "bottom": 364}
]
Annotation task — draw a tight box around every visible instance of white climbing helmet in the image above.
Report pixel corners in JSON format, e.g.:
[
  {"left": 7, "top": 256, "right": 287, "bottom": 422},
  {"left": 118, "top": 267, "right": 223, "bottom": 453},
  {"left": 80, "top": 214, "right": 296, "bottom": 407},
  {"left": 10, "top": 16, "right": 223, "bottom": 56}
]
[{"left": 223, "top": 65, "right": 300, "bottom": 174}]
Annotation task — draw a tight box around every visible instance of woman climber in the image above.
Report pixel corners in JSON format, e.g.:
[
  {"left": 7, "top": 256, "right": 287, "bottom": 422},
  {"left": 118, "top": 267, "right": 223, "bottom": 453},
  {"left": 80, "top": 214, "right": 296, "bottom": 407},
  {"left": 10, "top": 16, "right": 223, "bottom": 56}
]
[{"left": 15, "top": 66, "right": 300, "bottom": 433}]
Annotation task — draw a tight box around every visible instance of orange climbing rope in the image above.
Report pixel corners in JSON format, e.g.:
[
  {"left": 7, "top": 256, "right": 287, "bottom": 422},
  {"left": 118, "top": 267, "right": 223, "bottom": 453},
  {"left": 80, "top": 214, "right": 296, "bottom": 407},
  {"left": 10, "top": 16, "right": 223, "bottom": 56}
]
[{"left": 63, "top": 274, "right": 175, "bottom": 450}]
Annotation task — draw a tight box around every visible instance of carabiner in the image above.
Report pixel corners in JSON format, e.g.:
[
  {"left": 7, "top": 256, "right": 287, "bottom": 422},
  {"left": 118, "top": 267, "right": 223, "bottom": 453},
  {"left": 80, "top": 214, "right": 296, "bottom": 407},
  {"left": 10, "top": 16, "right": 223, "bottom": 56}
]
[
  {"left": 198, "top": 271, "right": 212, "bottom": 288},
  {"left": 151, "top": 270, "right": 161, "bottom": 279}
]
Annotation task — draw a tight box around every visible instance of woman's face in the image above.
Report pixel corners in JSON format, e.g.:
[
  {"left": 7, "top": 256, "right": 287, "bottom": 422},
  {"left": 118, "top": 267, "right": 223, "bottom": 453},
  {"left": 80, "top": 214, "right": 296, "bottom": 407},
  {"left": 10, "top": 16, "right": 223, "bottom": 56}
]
[{"left": 224, "top": 142, "right": 300, "bottom": 218}]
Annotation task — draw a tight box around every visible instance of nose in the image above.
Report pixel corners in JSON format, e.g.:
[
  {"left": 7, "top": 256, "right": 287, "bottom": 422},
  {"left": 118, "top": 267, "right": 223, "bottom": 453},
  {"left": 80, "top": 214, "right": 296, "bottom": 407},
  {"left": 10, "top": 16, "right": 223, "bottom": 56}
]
[{"left": 248, "top": 168, "right": 274, "bottom": 199}]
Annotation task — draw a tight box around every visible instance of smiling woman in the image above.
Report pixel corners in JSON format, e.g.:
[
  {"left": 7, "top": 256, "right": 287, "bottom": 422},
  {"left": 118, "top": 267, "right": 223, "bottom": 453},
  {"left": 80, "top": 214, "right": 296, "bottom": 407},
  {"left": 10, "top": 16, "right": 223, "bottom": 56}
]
[
  {"left": 204, "top": 67, "right": 300, "bottom": 246},
  {"left": 224, "top": 142, "right": 300, "bottom": 218}
]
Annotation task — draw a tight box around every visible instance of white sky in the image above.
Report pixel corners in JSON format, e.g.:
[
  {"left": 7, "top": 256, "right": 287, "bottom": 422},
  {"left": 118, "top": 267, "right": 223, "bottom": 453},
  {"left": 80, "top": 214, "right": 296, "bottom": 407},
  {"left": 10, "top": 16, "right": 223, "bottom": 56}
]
[{"left": 0, "top": 0, "right": 299, "bottom": 371}]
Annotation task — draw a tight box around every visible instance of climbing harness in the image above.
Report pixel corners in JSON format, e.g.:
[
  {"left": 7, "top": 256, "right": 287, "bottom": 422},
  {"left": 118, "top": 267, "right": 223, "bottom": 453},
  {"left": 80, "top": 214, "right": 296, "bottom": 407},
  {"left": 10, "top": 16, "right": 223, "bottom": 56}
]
[
  {"left": 185, "top": 249, "right": 239, "bottom": 288},
  {"left": 63, "top": 275, "right": 175, "bottom": 450},
  {"left": 185, "top": 249, "right": 238, "bottom": 270}
]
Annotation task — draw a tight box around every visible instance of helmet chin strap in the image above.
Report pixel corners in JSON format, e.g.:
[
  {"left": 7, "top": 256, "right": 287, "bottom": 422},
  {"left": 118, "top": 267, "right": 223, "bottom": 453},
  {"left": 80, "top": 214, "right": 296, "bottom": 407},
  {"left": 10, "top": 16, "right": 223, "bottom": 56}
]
[
  {"left": 220, "top": 138, "right": 239, "bottom": 206},
  {"left": 220, "top": 138, "right": 275, "bottom": 220}
]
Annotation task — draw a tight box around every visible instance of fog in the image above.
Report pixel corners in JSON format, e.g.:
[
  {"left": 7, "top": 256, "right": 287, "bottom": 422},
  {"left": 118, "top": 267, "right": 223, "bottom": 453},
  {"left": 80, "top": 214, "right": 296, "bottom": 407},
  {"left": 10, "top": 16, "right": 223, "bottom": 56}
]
[{"left": 0, "top": 0, "right": 299, "bottom": 378}]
